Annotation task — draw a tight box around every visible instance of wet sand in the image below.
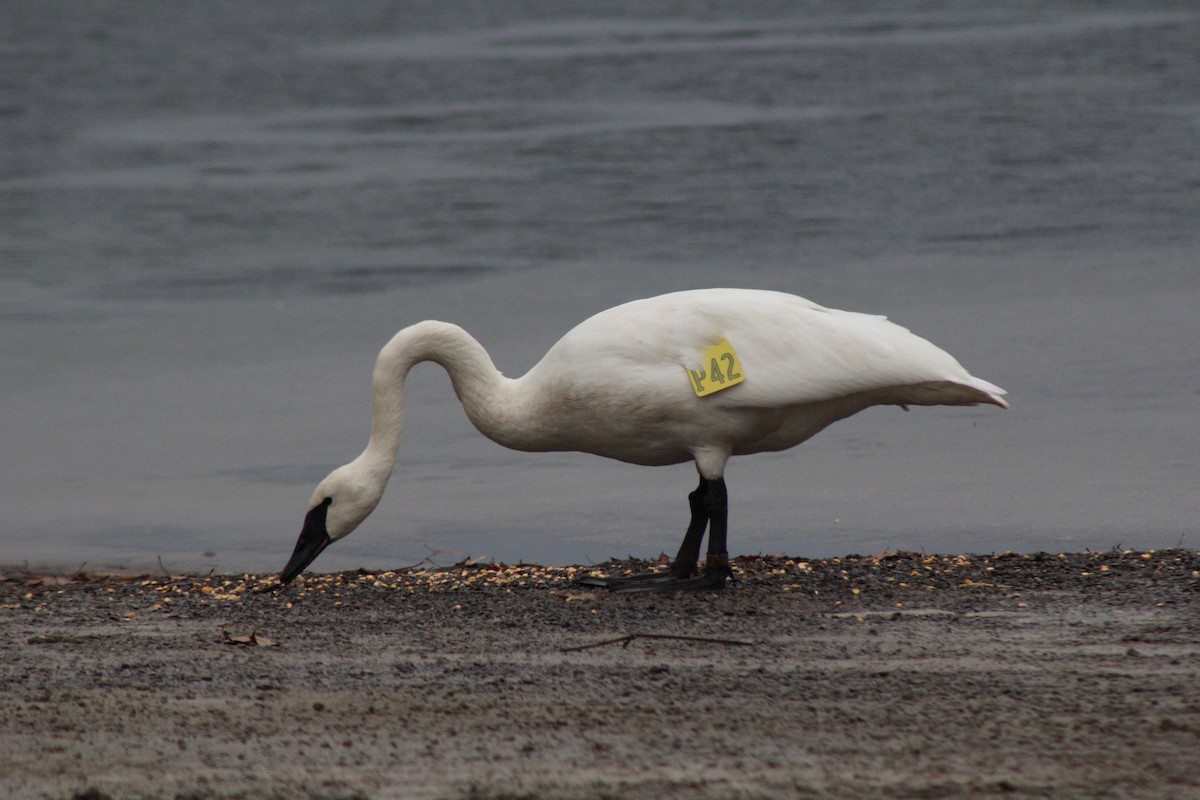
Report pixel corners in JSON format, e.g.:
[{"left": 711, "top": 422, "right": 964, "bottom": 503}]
[{"left": 2, "top": 550, "right": 1198, "bottom": 800}]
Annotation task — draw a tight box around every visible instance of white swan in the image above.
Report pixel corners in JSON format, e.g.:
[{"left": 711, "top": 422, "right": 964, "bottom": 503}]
[{"left": 280, "top": 288, "right": 1007, "bottom": 590}]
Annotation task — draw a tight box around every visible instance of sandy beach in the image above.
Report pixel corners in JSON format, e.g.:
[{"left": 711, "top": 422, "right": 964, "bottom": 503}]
[{"left": 2, "top": 550, "right": 1197, "bottom": 800}]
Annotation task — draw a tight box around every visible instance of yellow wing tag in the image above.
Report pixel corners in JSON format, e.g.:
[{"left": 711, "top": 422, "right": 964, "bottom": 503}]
[{"left": 686, "top": 339, "right": 745, "bottom": 397}]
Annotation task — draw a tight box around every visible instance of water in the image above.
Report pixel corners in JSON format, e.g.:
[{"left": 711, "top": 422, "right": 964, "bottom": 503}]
[{"left": 2, "top": 2, "right": 1198, "bottom": 574}]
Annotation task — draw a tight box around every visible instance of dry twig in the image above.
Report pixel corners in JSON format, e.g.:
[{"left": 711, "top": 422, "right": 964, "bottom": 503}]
[{"left": 561, "top": 633, "right": 754, "bottom": 652}]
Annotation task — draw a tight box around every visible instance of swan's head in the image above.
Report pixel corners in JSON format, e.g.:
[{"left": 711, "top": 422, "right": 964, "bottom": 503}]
[{"left": 279, "top": 463, "right": 385, "bottom": 585}]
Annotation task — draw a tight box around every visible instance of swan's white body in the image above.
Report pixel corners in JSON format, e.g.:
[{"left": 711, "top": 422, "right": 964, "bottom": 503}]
[{"left": 282, "top": 289, "right": 1006, "bottom": 586}]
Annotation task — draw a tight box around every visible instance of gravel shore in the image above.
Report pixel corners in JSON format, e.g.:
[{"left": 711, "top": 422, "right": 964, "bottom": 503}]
[{"left": 2, "top": 550, "right": 1198, "bottom": 800}]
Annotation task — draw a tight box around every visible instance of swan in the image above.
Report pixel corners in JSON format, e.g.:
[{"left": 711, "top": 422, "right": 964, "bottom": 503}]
[{"left": 279, "top": 288, "right": 1007, "bottom": 591}]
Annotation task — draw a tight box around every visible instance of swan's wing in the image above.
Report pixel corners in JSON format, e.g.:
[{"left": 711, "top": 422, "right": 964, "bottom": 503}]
[
  {"left": 536, "top": 289, "right": 1005, "bottom": 409},
  {"left": 719, "top": 299, "right": 1007, "bottom": 408}
]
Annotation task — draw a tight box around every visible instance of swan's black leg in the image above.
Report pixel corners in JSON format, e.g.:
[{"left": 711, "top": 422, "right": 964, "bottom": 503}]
[
  {"left": 668, "top": 477, "right": 711, "bottom": 576},
  {"left": 698, "top": 477, "right": 733, "bottom": 586},
  {"left": 575, "top": 478, "right": 708, "bottom": 588},
  {"left": 577, "top": 477, "right": 733, "bottom": 592},
  {"left": 614, "top": 477, "right": 732, "bottom": 592}
]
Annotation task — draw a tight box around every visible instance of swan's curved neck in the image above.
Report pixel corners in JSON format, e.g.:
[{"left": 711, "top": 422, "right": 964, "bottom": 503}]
[{"left": 360, "top": 321, "right": 529, "bottom": 478}]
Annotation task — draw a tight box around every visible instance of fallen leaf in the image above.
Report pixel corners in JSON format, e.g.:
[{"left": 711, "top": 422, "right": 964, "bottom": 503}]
[
  {"left": 223, "top": 631, "right": 280, "bottom": 647},
  {"left": 550, "top": 591, "right": 600, "bottom": 603},
  {"left": 23, "top": 575, "right": 83, "bottom": 586}
]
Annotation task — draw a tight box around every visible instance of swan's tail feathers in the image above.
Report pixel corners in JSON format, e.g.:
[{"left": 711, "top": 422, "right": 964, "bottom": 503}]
[
  {"left": 895, "top": 378, "right": 1009, "bottom": 408},
  {"left": 966, "top": 376, "right": 1009, "bottom": 409}
]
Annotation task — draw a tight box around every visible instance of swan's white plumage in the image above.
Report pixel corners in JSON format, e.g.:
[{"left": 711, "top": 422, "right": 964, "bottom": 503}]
[
  {"left": 506, "top": 289, "right": 1005, "bottom": 475},
  {"left": 292, "top": 288, "right": 1006, "bottom": 568}
]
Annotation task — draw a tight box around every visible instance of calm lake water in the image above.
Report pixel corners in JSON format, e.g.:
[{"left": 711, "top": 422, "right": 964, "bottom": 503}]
[{"left": 2, "top": 2, "right": 1198, "bottom": 574}]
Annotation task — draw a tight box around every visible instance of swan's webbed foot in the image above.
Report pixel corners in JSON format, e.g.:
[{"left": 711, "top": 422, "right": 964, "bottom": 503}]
[
  {"left": 579, "top": 555, "right": 733, "bottom": 593},
  {"left": 609, "top": 568, "right": 728, "bottom": 593},
  {"left": 574, "top": 561, "right": 697, "bottom": 590}
]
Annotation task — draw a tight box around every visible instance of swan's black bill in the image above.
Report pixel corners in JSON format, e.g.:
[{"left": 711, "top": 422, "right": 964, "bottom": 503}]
[{"left": 280, "top": 498, "right": 333, "bottom": 585}]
